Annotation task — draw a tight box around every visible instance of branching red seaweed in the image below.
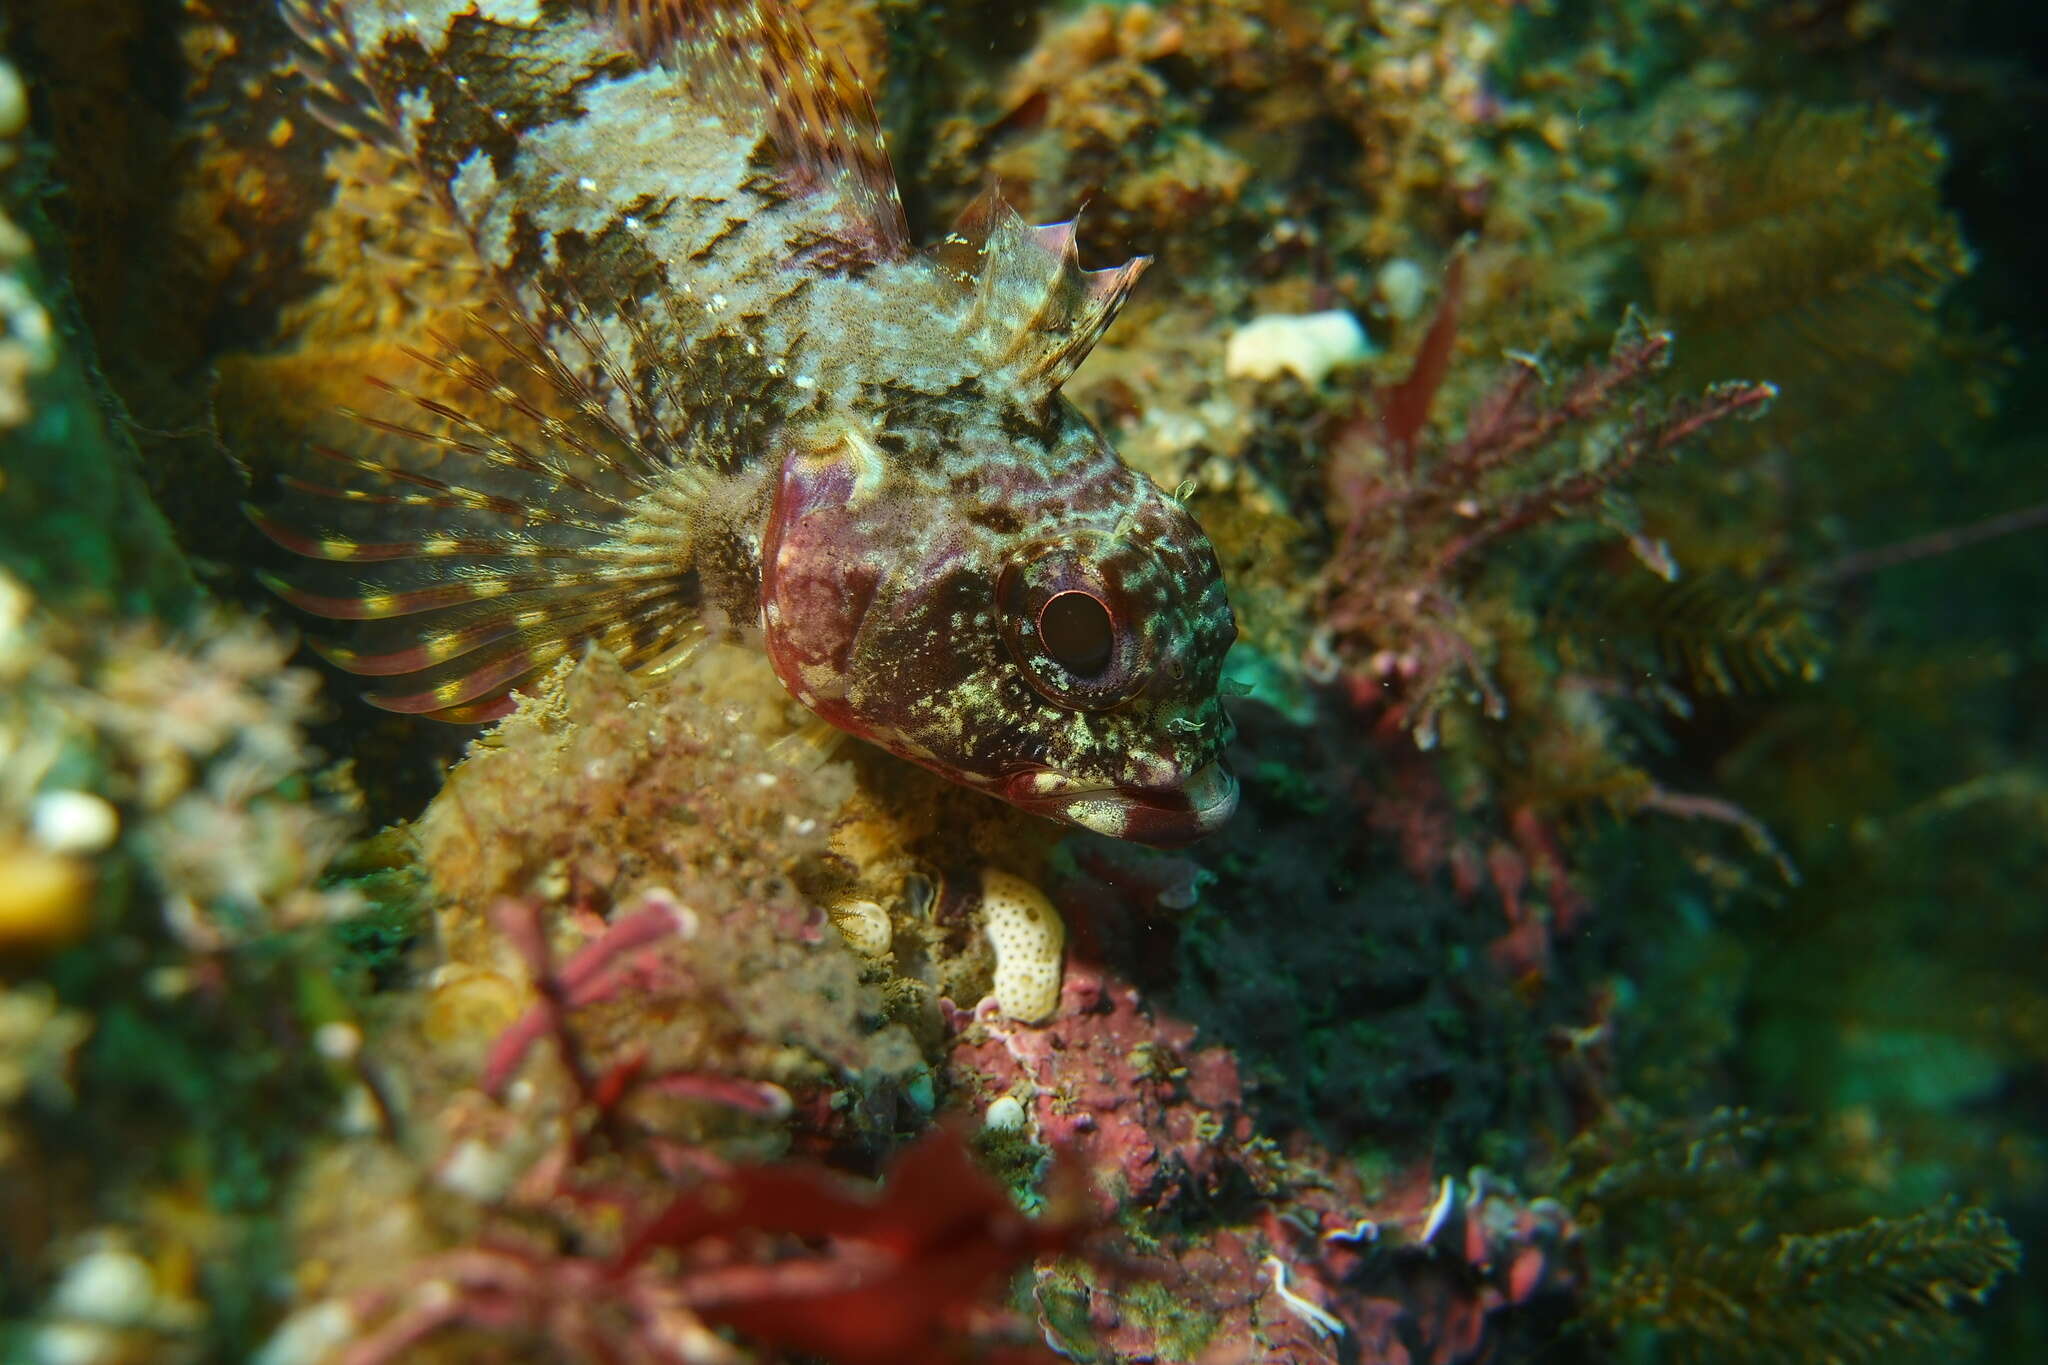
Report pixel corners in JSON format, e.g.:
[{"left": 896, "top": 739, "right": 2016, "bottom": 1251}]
[
  {"left": 341, "top": 1128, "right": 1095, "bottom": 1365},
  {"left": 1305, "top": 281, "right": 1781, "bottom": 981},
  {"left": 1317, "top": 291, "right": 1776, "bottom": 740}
]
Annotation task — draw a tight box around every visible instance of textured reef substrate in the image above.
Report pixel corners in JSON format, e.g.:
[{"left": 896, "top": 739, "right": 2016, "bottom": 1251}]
[{"left": 4, "top": 2, "right": 2047, "bottom": 1363}]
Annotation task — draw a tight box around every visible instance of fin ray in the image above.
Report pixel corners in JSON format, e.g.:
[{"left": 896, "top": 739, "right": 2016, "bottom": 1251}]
[
  {"left": 312, "top": 579, "right": 689, "bottom": 677},
  {"left": 360, "top": 584, "right": 704, "bottom": 713},
  {"left": 607, "top": 0, "right": 908, "bottom": 262},
  {"left": 258, "top": 565, "right": 672, "bottom": 621},
  {"left": 934, "top": 186, "right": 1149, "bottom": 395}
]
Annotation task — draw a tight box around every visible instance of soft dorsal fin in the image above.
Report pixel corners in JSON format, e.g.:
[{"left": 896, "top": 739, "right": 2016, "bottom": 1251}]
[
  {"left": 933, "top": 183, "right": 1150, "bottom": 397},
  {"left": 606, "top": 0, "right": 909, "bottom": 264}
]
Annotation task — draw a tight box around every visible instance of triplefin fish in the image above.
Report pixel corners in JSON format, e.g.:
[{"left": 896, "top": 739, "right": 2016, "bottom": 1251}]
[{"left": 253, "top": 0, "right": 1239, "bottom": 844}]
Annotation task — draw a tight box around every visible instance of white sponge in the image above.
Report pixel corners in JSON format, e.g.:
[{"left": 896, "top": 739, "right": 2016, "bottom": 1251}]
[{"left": 1224, "top": 310, "right": 1371, "bottom": 386}]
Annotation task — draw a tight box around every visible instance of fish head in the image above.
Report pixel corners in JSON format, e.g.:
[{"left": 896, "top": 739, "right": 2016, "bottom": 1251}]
[
  {"left": 761, "top": 409, "right": 1239, "bottom": 845},
  {"left": 979, "top": 478, "right": 1241, "bottom": 845}
]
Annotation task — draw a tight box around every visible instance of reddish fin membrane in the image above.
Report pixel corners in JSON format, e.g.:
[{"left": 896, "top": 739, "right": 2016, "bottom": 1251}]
[
  {"left": 245, "top": 505, "right": 508, "bottom": 563},
  {"left": 366, "top": 642, "right": 564, "bottom": 713},
  {"left": 423, "top": 694, "right": 523, "bottom": 725},
  {"left": 311, "top": 621, "right": 523, "bottom": 678}
]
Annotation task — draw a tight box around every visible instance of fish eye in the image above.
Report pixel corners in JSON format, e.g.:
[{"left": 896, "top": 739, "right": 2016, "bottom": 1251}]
[
  {"left": 997, "top": 539, "right": 1148, "bottom": 711},
  {"left": 1039, "top": 591, "right": 1114, "bottom": 676}
]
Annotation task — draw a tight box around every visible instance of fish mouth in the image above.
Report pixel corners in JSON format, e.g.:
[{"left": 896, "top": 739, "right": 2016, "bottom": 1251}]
[{"left": 1004, "top": 759, "right": 1239, "bottom": 846}]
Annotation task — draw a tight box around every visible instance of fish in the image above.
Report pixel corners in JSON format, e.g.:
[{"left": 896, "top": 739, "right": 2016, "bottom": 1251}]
[{"left": 252, "top": 0, "right": 1239, "bottom": 845}]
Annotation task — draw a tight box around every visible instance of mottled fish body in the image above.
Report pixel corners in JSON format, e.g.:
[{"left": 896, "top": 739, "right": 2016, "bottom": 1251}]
[{"left": 257, "top": 0, "right": 1239, "bottom": 843}]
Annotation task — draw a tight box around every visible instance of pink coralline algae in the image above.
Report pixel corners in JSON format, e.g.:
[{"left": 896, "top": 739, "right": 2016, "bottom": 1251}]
[
  {"left": 946, "top": 944, "right": 1574, "bottom": 1364},
  {"left": 948, "top": 963, "right": 1253, "bottom": 1216}
]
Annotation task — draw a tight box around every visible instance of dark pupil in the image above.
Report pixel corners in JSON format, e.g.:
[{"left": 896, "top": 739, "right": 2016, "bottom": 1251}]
[{"left": 1039, "top": 591, "right": 1115, "bottom": 676}]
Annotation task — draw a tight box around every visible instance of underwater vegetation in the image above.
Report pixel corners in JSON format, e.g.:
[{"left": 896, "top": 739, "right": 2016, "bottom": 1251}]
[
  {"left": 3, "top": 0, "right": 2045, "bottom": 1363},
  {"left": 1554, "top": 1108, "right": 2020, "bottom": 1365}
]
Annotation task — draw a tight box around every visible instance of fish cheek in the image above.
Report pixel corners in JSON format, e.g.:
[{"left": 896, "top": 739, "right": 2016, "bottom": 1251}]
[
  {"left": 849, "top": 566, "right": 1012, "bottom": 772},
  {"left": 760, "top": 455, "right": 884, "bottom": 724}
]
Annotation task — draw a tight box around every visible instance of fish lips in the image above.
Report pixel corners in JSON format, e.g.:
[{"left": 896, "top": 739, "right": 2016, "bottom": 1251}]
[{"left": 1004, "top": 758, "right": 1239, "bottom": 846}]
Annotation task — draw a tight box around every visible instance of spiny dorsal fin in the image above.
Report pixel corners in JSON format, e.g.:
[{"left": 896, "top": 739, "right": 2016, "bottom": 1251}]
[
  {"left": 934, "top": 184, "right": 1150, "bottom": 396},
  {"left": 607, "top": 0, "right": 909, "bottom": 263}
]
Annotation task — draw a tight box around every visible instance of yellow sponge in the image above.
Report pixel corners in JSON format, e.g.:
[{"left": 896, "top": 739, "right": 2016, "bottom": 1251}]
[{"left": 979, "top": 869, "right": 1065, "bottom": 1023}]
